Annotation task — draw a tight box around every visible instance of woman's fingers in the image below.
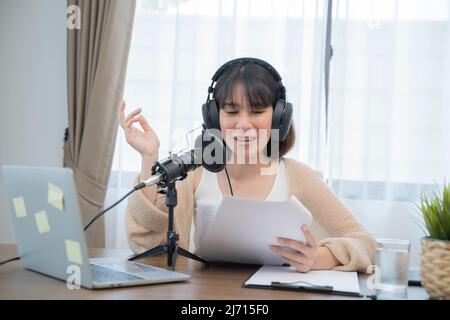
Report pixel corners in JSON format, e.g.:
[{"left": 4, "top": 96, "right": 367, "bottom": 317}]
[
  {"left": 271, "top": 226, "right": 318, "bottom": 273},
  {"left": 276, "top": 237, "right": 313, "bottom": 258},
  {"left": 282, "top": 257, "right": 311, "bottom": 273},
  {"left": 119, "top": 103, "right": 152, "bottom": 133},
  {"left": 269, "top": 245, "right": 310, "bottom": 265},
  {"left": 123, "top": 107, "right": 143, "bottom": 128},
  {"left": 302, "top": 225, "right": 317, "bottom": 248},
  {"left": 124, "top": 114, "right": 154, "bottom": 133},
  {"left": 125, "top": 115, "right": 146, "bottom": 132},
  {"left": 119, "top": 100, "right": 126, "bottom": 127},
  {"left": 137, "top": 114, "right": 151, "bottom": 132},
  {"left": 119, "top": 101, "right": 142, "bottom": 128}
]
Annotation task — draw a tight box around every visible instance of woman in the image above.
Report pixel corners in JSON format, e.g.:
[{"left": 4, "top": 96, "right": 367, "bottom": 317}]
[{"left": 120, "top": 58, "right": 376, "bottom": 273}]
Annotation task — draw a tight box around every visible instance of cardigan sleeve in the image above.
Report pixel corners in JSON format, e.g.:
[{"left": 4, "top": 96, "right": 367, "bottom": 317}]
[
  {"left": 296, "top": 167, "right": 377, "bottom": 273},
  {"left": 125, "top": 176, "right": 170, "bottom": 254}
]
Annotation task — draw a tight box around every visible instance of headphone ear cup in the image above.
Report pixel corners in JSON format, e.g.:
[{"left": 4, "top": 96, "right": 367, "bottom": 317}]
[
  {"left": 202, "top": 99, "right": 220, "bottom": 130},
  {"left": 271, "top": 100, "right": 293, "bottom": 142},
  {"left": 202, "top": 102, "right": 212, "bottom": 129},
  {"left": 208, "top": 99, "right": 220, "bottom": 130},
  {"left": 279, "top": 101, "right": 293, "bottom": 141},
  {"left": 271, "top": 99, "right": 285, "bottom": 141},
  {"left": 200, "top": 98, "right": 227, "bottom": 172}
]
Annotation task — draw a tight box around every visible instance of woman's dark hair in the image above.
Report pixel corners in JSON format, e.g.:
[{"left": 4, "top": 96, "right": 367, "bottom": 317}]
[{"left": 213, "top": 61, "right": 295, "bottom": 158}]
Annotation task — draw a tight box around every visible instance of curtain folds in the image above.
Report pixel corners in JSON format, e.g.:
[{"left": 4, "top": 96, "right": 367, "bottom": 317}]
[{"left": 64, "top": 0, "right": 137, "bottom": 247}]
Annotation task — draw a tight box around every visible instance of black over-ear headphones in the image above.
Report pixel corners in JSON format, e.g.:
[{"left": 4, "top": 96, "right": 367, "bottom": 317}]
[
  {"left": 196, "top": 57, "right": 293, "bottom": 173},
  {"left": 202, "top": 57, "right": 293, "bottom": 142}
]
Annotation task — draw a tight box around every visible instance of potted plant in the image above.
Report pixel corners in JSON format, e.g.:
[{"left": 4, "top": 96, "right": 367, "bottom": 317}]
[{"left": 417, "top": 182, "right": 450, "bottom": 300}]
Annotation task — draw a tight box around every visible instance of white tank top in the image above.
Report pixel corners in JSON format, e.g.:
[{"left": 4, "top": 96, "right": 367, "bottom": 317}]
[{"left": 191, "top": 159, "right": 288, "bottom": 251}]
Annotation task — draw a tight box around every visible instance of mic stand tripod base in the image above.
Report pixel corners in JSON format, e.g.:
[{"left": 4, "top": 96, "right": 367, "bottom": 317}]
[
  {"left": 128, "top": 181, "right": 209, "bottom": 270},
  {"left": 128, "top": 231, "right": 209, "bottom": 270}
]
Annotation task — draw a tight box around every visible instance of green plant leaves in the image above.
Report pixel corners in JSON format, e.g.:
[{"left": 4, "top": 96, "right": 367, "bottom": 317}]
[{"left": 419, "top": 183, "right": 450, "bottom": 240}]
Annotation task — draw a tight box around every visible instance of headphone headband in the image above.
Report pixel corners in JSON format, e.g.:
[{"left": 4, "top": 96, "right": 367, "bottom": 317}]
[
  {"left": 208, "top": 57, "right": 286, "bottom": 102},
  {"left": 211, "top": 57, "right": 283, "bottom": 83}
]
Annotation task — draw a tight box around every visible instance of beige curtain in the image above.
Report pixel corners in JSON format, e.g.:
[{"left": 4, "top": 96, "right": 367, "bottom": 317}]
[{"left": 64, "top": 0, "right": 136, "bottom": 247}]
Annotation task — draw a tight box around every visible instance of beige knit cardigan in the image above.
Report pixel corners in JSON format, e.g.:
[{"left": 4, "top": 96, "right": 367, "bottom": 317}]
[{"left": 125, "top": 158, "right": 376, "bottom": 273}]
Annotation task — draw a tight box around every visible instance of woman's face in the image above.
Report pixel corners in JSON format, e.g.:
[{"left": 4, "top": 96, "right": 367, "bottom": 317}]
[{"left": 219, "top": 83, "right": 273, "bottom": 162}]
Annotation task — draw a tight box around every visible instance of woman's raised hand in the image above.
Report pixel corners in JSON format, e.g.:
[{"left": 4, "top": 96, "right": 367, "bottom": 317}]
[{"left": 119, "top": 100, "right": 160, "bottom": 158}]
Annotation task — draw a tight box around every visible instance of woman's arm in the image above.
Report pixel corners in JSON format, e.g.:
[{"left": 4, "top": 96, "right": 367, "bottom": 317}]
[
  {"left": 300, "top": 172, "right": 377, "bottom": 273},
  {"left": 274, "top": 159, "right": 377, "bottom": 273}
]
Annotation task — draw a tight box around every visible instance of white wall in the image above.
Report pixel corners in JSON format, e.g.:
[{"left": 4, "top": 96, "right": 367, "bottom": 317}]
[{"left": 0, "top": 0, "right": 67, "bottom": 243}]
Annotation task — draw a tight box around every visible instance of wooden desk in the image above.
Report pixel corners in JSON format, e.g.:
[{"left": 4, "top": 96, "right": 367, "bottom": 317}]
[{"left": 0, "top": 244, "right": 428, "bottom": 300}]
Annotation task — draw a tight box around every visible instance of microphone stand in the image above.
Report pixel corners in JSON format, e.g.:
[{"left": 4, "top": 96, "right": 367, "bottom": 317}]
[{"left": 128, "top": 152, "right": 209, "bottom": 270}]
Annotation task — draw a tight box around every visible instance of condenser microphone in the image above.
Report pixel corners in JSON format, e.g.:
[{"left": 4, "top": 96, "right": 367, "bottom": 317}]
[
  {"left": 194, "top": 126, "right": 227, "bottom": 173},
  {"left": 141, "top": 127, "right": 228, "bottom": 188},
  {"left": 141, "top": 148, "right": 201, "bottom": 188}
]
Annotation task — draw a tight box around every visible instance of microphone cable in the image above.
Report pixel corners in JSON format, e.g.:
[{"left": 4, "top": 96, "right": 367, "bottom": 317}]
[
  {"left": 0, "top": 256, "right": 20, "bottom": 266},
  {"left": 83, "top": 182, "right": 145, "bottom": 231},
  {"left": 224, "top": 167, "right": 234, "bottom": 196}
]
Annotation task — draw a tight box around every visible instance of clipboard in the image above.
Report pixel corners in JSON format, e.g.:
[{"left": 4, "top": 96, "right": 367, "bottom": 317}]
[
  {"left": 243, "top": 281, "right": 364, "bottom": 298},
  {"left": 242, "top": 266, "right": 364, "bottom": 298}
]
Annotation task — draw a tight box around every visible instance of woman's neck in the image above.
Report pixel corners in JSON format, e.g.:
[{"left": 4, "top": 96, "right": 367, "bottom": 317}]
[{"left": 225, "top": 155, "right": 280, "bottom": 180}]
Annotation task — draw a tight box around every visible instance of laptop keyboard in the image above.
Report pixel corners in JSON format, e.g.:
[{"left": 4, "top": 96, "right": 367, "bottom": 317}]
[{"left": 90, "top": 263, "right": 144, "bottom": 283}]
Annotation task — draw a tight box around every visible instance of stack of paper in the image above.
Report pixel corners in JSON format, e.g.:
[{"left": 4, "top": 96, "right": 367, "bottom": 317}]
[{"left": 195, "top": 195, "right": 313, "bottom": 265}]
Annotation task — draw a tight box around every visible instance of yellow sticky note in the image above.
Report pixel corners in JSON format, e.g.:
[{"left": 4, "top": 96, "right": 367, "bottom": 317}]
[
  {"left": 34, "top": 210, "right": 51, "bottom": 234},
  {"left": 65, "top": 239, "right": 83, "bottom": 265},
  {"left": 48, "top": 182, "right": 64, "bottom": 211},
  {"left": 13, "top": 196, "right": 27, "bottom": 218}
]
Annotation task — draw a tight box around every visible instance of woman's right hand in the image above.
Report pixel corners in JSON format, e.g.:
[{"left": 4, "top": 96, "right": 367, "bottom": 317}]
[{"left": 119, "top": 100, "right": 160, "bottom": 158}]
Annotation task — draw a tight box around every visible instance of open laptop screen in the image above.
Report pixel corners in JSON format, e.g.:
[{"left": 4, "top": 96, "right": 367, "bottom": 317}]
[{"left": 2, "top": 166, "right": 94, "bottom": 288}]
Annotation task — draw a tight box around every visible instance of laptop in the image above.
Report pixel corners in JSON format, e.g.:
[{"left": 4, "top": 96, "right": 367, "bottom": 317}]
[{"left": 1, "top": 165, "right": 190, "bottom": 289}]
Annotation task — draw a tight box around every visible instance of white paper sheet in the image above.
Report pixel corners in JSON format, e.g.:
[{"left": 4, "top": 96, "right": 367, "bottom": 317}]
[
  {"left": 245, "top": 266, "right": 361, "bottom": 294},
  {"left": 195, "top": 195, "right": 313, "bottom": 265},
  {"left": 194, "top": 200, "right": 220, "bottom": 250}
]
